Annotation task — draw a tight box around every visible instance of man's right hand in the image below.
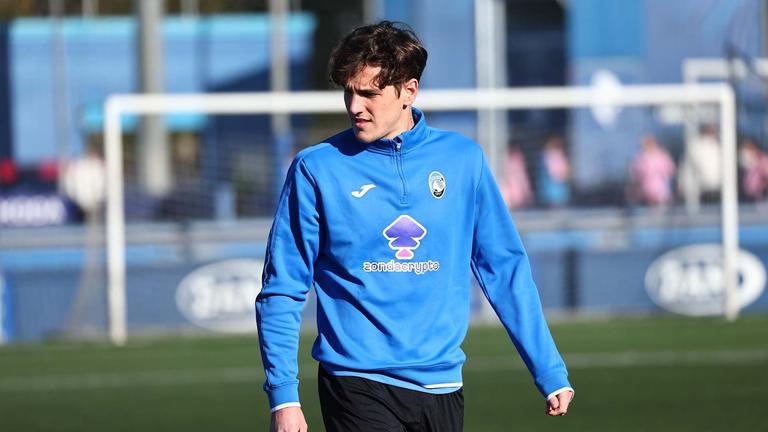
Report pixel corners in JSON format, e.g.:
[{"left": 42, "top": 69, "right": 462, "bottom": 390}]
[{"left": 270, "top": 406, "right": 308, "bottom": 432}]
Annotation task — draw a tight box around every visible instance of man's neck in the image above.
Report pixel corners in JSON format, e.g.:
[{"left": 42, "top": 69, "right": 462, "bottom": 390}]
[{"left": 394, "top": 108, "right": 415, "bottom": 137}]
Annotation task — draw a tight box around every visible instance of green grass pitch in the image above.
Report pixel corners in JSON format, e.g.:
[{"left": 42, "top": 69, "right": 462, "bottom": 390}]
[{"left": 1, "top": 314, "right": 767, "bottom": 431}]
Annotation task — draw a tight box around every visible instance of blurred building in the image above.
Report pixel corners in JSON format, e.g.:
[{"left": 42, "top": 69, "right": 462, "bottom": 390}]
[
  {"left": 0, "top": 1, "right": 766, "bottom": 217},
  {"left": 0, "top": 13, "right": 316, "bottom": 222}
]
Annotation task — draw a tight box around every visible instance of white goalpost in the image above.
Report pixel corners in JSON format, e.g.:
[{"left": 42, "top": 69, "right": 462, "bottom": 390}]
[{"left": 104, "top": 83, "right": 739, "bottom": 345}]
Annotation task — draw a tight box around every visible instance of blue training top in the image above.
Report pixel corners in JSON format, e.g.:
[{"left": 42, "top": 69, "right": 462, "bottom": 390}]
[{"left": 256, "top": 108, "right": 572, "bottom": 410}]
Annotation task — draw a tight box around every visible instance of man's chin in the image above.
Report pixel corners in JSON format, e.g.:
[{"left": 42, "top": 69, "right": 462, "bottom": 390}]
[{"left": 352, "top": 129, "right": 377, "bottom": 144}]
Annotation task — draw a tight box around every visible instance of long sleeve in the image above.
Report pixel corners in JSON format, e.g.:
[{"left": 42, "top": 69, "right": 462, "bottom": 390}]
[
  {"left": 470, "top": 153, "right": 572, "bottom": 398},
  {"left": 255, "top": 155, "right": 321, "bottom": 410}
]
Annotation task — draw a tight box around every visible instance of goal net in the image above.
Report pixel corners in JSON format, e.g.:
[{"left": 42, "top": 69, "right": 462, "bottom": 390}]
[{"left": 97, "top": 83, "right": 738, "bottom": 345}]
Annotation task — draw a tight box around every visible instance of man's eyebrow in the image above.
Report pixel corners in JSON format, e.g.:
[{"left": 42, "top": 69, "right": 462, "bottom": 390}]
[{"left": 345, "top": 86, "right": 382, "bottom": 94}]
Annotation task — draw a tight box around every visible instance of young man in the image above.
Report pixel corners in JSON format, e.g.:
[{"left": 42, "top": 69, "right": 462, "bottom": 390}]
[{"left": 256, "top": 21, "right": 574, "bottom": 432}]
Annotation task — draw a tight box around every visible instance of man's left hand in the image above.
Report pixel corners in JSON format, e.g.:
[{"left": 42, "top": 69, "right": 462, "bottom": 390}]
[{"left": 546, "top": 390, "right": 574, "bottom": 417}]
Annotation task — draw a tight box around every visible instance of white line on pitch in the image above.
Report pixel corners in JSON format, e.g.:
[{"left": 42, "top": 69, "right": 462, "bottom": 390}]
[
  {"left": 0, "top": 349, "right": 766, "bottom": 393},
  {"left": 470, "top": 348, "right": 768, "bottom": 370}
]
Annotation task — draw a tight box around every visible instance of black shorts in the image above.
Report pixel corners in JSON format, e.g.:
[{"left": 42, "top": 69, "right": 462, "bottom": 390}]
[{"left": 318, "top": 365, "right": 464, "bottom": 432}]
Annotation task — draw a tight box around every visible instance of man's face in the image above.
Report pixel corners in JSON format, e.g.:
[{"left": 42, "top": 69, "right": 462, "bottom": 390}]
[{"left": 344, "top": 65, "right": 418, "bottom": 143}]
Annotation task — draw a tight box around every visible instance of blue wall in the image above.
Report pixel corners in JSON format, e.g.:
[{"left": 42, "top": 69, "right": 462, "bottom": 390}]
[
  {"left": 567, "top": 0, "right": 764, "bottom": 189},
  {"left": 382, "top": 0, "right": 477, "bottom": 138},
  {"left": 3, "top": 14, "right": 316, "bottom": 165}
]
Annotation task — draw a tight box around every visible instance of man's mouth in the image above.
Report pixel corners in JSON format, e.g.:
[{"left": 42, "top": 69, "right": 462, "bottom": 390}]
[{"left": 353, "top": 118, "right": 371, "bottom": 128}]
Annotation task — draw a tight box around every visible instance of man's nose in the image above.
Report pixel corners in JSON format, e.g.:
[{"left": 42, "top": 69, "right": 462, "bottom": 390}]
[{"left": 346, "top": 93, "right": 363, "bottom": 115}]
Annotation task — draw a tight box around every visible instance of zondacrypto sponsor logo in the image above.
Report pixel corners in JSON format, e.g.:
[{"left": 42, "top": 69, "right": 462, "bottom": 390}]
[{"left": 363, "top": 260, "right": 440, "bottom": 275}]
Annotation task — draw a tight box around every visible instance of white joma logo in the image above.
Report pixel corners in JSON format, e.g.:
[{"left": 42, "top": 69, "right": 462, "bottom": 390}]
[{"left": 351, "top": 184, "right": 376, "bottom": 198}]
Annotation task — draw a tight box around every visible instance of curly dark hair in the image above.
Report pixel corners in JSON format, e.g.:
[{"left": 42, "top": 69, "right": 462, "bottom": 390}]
[{"left": 328, "top": 21, "right": 428, "bottom": 93}]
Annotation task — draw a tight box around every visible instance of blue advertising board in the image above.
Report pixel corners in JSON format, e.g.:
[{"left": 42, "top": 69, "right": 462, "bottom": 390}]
[
  {"left": 1, "top": 220, "right": 767, "bottom": 342},
  {"left": 0, "top": 269, "right": 14, "bottom": 343}
]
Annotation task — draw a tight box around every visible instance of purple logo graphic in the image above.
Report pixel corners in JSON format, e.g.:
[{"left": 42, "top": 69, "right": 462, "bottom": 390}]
[{"left": 383, "top": 215, "right": 427, "bottom": 260}]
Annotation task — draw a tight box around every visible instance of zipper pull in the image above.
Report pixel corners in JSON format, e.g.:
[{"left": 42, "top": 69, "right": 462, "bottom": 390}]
[{"left": 396, "top": 142, "right": 401, "bottom": 152}]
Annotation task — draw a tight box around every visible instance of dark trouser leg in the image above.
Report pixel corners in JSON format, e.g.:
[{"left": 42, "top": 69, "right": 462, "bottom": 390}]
[
  {"left": 420, "top": 388, "right": 464, "bottom": 432},
  {"left": 318, "top": 365, "right": 464, "bottom": 432},
  {"left": 318, "top": 366, "right": 406, "bottom": 432}
]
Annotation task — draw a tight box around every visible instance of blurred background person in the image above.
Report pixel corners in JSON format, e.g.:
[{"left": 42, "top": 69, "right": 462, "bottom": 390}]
[
  {"left": 739, "top": 137, "right": 768, "bottom": 205},
  {"left": 62, "top": 140, "right": 106, "bottom": 219},
  {"left": 502, "top": 142, "right": 532, "bottom": 209},
  {"left": 0, "top": 158, "right": 19, "bottom": 192},
  {"left": 537, "top": 134, "right": 571, "bottom": 207},
  {"left": 629, "top": 134, "right": 676, "bottom": 208},
  {"left": 678, "top": 124, "right": 721, "bottom": 212}
]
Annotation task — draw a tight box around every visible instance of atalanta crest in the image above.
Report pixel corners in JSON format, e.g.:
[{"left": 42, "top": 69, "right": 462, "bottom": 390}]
[{"left": 429, "top": 171, "right": 446, "bottom": 199}]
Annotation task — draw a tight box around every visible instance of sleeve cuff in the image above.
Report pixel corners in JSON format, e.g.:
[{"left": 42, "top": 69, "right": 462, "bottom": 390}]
[
  {"left": 266, "top": 383, "right": 300, "bottom": 410},
  {"left": 536, "top": 371, "right": 572, "bottom": 399},
  {"left": 270, "top": 402, "right": 301, "bottom": 413},
  {"left": 546, "top": 386, "right": 575, "bottom": 401}
]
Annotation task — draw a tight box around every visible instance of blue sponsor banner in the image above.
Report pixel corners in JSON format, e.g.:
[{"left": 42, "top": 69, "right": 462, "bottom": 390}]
[
  {"left": 2, "top": 221, "right": 768, "bottom": 342},
  {"left": 0, "top": 194, "right": 77, "bottom": 227}
]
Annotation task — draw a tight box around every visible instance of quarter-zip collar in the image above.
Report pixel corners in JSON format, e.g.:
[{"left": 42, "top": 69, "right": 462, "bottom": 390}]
[{"left": 363, "top": 107, "right": 429, "bottom": 155}]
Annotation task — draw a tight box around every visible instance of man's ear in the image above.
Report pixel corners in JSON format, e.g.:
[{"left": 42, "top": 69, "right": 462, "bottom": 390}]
[{"left": 401, "top": 78, "right": 419, "bottom": 108}]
